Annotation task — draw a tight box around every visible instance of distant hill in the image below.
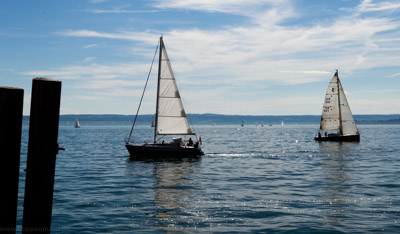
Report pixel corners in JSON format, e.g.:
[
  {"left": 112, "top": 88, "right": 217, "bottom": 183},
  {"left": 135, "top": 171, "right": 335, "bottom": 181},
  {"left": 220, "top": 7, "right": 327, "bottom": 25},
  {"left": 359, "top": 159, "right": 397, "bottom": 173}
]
[
  {"left": 357, "top": 118, "right": 400, "bottom": 125},
  {"left": 23, "top": 114, "right": 400, "bottom": 125}
]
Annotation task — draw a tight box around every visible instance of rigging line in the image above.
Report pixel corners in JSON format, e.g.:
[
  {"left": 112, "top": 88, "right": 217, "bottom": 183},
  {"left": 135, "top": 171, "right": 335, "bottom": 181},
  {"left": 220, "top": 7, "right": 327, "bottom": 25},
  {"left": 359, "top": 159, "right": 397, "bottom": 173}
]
[{"left": 126, "top": 40, "right": 159, "bottom": 144}]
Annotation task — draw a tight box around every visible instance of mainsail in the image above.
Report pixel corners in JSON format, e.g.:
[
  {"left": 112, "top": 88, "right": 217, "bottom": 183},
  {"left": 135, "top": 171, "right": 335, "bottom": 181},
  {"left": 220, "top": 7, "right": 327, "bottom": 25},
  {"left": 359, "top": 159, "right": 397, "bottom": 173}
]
[
  {"left": 156, "top": 38, "right": 193, "bottom": 135},
  {"left": 319, "top": 71, "right": 358, "bottom": 136},
  {"left": 320, "top": 72, "right": 341, "bottom": 130}
]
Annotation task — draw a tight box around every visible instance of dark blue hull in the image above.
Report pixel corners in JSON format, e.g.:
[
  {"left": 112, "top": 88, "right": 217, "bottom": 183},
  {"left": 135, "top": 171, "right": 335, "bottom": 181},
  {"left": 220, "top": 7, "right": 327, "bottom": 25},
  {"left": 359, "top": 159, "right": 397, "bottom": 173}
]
[
  {"left": 126, "top": 143, "right": 204, "bottom": 158},
  {"left": 314, "top": 134, "right": 360, "bottom": 142}
]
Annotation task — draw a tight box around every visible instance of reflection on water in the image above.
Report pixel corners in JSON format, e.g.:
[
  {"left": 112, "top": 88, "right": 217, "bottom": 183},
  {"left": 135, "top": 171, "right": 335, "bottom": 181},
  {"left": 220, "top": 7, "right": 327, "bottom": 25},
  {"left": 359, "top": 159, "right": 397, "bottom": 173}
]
[
  {"left": 133, "top": 157, "right": 201, "bottom": 232},
  {"left": 50, "top": 124, "right": 400, "bottom": 232},
  {"left": 318, "top": 142, "right": 357, "bottom": 228}
]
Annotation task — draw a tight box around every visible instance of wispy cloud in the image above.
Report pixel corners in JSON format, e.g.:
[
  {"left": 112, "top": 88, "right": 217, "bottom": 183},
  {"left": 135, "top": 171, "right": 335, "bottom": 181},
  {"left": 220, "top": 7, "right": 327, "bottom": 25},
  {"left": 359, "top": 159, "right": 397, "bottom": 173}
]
[
  {"left": 357, "top": 0, "right": 400, "bottom": 13},
  {"left": 57, "top": 30, "right": 156, "bottom": 42},
  {"left": 388, "top": 72, "right": 400, "bottom": 77},
  {"left": 86, "top": 9, "right": 157, "bottom": 14},
  {"left": 37, "top": 0, "right": 400, "bottom": 114},
  {"left": 280, "top": 70, "right": 331, "bottom": 75},
  {"left": 83, "top": 43, "right": 98, "bottom": 48},
  {"left": 151, "top": 0, "right": 288, "bottom": 16},
  {"left": 83, "top": 57, "right": 96, "bottom": 62},
  {"left": 58, "top": 11, "right": 400, "bottom": 85},
  {"left": 356, "top": 88, "right": 400, "bottom": 93},
  {"left": 88, "top": 0, "right": 106, "bottom": 4},
  {"left": 352, "top": 98, "right": 400, "bottom": 114},
  {"left": 152, "top": 0, "right": 294, "bottom": 25},
  {"left": 22, "top": 63, "right": 150, "bottom": 80}
]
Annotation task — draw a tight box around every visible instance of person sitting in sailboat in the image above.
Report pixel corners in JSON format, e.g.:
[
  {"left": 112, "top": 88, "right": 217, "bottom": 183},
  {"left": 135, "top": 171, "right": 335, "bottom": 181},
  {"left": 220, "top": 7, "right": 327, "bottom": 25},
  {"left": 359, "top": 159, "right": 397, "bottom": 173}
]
[{"left": 187, "top": 138, "right": 193, "bottom": 146}]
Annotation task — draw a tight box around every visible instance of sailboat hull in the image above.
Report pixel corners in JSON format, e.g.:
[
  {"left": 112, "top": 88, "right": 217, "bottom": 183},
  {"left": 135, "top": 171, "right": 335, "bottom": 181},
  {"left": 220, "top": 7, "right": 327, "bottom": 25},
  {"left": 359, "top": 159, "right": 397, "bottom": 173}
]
[
  {"left": 126, "top": 143, "right": 204, "bottom": 158},
  {"left": 314, "top": 134, "right": 360, "bottom": 142}
]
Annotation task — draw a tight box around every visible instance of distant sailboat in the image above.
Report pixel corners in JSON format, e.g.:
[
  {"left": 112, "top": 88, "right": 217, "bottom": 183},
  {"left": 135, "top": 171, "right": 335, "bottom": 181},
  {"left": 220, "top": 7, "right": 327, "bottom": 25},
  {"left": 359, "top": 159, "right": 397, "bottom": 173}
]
[
  {"left": 151, "top": 117, "right": 155, "bottom": 128},
  {"left": 75, "top": 117, "right": 80, "bottom": 128},
  {"left": 125, "top": 36, "right": 204, "bottom": 158},
  {"left": 261, "top": 122, "right": 264, "bottom": 127},
  {"left": 241, "top": 120, "right": 244, "bottom": 127},
  {"left": 315, "top": 70, "right": 360, "bottom": 142},
  {"left": 281, "top": 120, "right": 284, "bottom": 126}
]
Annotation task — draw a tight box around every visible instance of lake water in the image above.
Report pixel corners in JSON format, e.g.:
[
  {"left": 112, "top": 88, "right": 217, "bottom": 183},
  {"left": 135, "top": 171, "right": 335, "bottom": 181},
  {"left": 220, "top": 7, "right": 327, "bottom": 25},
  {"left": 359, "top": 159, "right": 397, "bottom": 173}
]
[{"left": 16, "top": 123, "right": 400, "bottom": 233}]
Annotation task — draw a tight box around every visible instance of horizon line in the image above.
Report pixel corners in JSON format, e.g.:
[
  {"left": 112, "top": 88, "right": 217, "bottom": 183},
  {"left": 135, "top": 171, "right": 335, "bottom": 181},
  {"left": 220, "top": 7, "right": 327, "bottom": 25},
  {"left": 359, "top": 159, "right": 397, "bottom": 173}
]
[{"left": 22, "top": 113, "right": 400, "bottom": 117}]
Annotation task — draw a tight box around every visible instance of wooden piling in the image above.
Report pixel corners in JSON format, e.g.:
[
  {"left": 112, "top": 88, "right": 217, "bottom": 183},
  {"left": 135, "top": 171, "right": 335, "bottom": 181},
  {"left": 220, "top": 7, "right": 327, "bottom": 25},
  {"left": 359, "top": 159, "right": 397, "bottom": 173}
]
[
  {"left": 22, "top": 78, "right": 62, "bottom": 234},
  {"left": 0, "top": 87, "right": 24, "bottom": 233}
]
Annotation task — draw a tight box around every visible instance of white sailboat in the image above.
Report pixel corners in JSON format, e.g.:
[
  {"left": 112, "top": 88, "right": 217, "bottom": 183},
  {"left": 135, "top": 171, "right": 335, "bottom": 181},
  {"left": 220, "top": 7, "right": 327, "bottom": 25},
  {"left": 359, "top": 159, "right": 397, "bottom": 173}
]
[
  {"left": 281, "top": 120, "right": 284, "bottom": 126},
  {"left": 126, "top": 36, "right": 204, "bottom": 158},
  {"left": 74, "top": 117, "right": 80, "bottom": 128},
  {"left": 315, "top": 70, "right": 360, "bottom": 141}
]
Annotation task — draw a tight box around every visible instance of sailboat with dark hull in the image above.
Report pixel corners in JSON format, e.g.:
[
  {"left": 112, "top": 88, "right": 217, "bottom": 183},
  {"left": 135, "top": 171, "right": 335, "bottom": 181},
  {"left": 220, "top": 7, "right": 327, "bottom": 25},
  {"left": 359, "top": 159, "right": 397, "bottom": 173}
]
[
  {"left": 315, "top": 70, "right": 360, "bottom": 142},
  {"left": 126, "top": 36, "right": 204, "bottom": 158}
]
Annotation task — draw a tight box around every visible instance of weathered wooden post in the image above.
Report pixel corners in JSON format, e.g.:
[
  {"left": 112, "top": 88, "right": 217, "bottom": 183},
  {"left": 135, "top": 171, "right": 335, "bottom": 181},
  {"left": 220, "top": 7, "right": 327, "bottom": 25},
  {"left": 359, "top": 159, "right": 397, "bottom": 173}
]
[
  {"left": 22, "top": 78, "right": 62, "bottom": 233},
  {"left": 0, "top": 87, "right": 24, "bottom": 233}
]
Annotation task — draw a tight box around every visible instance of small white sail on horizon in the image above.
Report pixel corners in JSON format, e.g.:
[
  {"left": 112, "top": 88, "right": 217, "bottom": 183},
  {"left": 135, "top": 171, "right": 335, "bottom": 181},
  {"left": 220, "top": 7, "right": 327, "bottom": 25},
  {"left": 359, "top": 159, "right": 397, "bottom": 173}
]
[{"left": 75, "top": 117, "right": 80, "bottom": 128}]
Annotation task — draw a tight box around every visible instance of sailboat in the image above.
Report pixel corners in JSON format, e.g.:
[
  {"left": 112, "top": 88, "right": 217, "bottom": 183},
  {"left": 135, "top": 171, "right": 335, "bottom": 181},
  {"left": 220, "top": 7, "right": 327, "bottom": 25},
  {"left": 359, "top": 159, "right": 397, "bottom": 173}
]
[
  {"left": 281, "top": 120, "right": 284, "bottom": 126},
  {"left": 315, "top": 70, "right": 360, "bottom": 142},
  {"left": 151, "top": 117, "right": 155, "bottom": 128},
  {"left": 261, "top": 122, "right": 264, "bottom": 127},
  {"left": 241, "top": 121, "right": 244, "bottom": 127},
  {"left": 74, "top": 117, "right": 80, "bottom": 128},
  {"left": 125, "top": 36, "right": 204, "bottom": 157}
]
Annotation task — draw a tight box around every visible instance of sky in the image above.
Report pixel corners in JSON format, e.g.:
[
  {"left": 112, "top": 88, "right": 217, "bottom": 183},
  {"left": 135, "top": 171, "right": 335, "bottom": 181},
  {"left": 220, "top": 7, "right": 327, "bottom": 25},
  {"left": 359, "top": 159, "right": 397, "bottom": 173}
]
[{"left": 1, "top": 0, "right": 400, "bottom": 115}]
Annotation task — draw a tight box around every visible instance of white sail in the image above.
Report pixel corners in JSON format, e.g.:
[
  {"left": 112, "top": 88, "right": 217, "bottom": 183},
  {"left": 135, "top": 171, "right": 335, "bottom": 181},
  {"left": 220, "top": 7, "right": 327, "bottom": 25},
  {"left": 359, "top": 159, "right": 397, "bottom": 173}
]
[
  {"left": 156, "top": 39, "right": 192, "bottom": 135},
  {"left": 338, "top": 81, "right": 359, "bottom": 136},
  {"left": 319, "top": 71, "right": 358, "bottom": 136},
  {"left": 75, "top": 117, "right": 80, "bottom": 128},
  {"left": 320, "top": 72, "right": 341, "bottom": 130}
]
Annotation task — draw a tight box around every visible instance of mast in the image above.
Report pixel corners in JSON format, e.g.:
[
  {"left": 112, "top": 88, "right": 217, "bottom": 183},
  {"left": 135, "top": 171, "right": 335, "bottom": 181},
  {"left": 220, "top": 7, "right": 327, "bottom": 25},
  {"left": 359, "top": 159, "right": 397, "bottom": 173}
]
[
  {"left": 154, "top": 36, "right": 163, "bottom": 144},
  {"left": 336, "top": 70, "right": 343, "bottom": 135}
]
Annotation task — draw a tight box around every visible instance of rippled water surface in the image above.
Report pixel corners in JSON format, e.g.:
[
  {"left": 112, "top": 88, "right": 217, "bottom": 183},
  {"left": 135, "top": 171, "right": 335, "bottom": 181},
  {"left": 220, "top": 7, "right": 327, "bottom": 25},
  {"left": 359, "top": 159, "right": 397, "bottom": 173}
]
[{"left": 16, "top": 124, "right": 400, "bottom": 233}]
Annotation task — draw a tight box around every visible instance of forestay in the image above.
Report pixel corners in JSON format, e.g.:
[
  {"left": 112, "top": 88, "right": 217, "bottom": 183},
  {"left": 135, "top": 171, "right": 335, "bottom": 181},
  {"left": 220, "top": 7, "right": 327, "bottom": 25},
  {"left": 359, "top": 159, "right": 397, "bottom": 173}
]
[{"left": 156, "top": 39, "right": 193, "bottom": 135}]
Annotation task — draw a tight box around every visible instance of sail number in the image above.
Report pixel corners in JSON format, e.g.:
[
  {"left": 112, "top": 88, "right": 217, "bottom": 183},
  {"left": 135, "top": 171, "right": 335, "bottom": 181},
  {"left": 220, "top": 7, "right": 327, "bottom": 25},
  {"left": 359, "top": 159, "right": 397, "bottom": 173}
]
[
  {"left": 325, "top": 97, "right": 331, "bottom": 104},
  {"left": 331, "top": 88, "right": 335, "bottom": 92}
]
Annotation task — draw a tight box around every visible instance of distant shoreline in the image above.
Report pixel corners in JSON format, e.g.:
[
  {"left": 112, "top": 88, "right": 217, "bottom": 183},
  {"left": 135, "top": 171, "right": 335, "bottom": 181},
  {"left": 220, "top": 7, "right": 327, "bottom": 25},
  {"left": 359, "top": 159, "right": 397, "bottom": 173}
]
[{"left": 22, "top": 114, "right": 400, "bottom": 125}]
